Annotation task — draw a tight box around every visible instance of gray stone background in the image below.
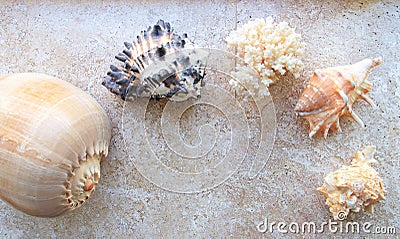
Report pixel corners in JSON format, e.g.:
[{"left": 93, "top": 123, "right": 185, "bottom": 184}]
[{"left": 0, "top": 1, "right": 399, "bottom": 238}]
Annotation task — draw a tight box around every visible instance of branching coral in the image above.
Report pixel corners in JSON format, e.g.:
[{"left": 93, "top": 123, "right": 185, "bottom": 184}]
[{"left": 226, "top": 17, "right": 305, "bottom": 98}]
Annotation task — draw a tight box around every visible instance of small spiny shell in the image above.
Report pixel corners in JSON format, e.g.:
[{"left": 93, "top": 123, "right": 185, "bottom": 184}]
[
  {"left": 295, "top": 57, "right": 382, "bottom": 138},
  {"left": 318, "top": 146, "right": 386, "bottom": 220},
  {"left": 102, "top": 19, "right": 207, "bottom": 102},
  {"left": 0, "top": 73, "right": 111, "bottom": 217}
]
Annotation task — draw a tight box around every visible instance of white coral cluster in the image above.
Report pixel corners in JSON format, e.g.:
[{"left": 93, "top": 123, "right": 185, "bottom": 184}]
[
  {"left": 226, "top": 17, "right": 305, "bottom": 98},
  {"left": 318, "top": 146, "right": 386, "bottom": 220}
]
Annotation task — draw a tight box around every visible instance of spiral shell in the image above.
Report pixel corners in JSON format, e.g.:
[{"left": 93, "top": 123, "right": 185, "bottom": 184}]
[
  {"left": 102, "top": 19, "right": 207, "bottom": 102},
  {"left": 318, "top": 146, "right": 386, "bottom": 220},
  {"left": 295, "top": 57, "right": 382, "bottom": 138},
  {"left": 0, "top": 73, "right": 111, "bottom": 217}
]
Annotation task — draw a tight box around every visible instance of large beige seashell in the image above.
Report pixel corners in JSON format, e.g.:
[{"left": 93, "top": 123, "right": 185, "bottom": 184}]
[
  {"left": 295, "top": 57, "right": 382, "bottom": 138},
  {"left": 0, "top": 73, "right": 111, "bottom": 217},
  {"left": 318, "top": 146, "right": 386, "bottom": 220}
]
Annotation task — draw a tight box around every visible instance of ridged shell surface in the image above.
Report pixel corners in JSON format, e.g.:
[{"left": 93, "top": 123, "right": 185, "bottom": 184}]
[{"left": 0, "top": 73, "right": 111, "bottom": 217}]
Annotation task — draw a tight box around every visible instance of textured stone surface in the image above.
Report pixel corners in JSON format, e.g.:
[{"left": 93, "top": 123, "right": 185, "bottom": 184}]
[{"left": 0, "top": 1, "right": 398, "bottom": 238}]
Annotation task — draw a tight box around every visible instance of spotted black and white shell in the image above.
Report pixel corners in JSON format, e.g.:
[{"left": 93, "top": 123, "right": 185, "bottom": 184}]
[
  {"left": 295, "top": 57, "right": 382, "bottom": 138},
  {"left": 102, "top": 19, "right": 207, "bottom": 102}
]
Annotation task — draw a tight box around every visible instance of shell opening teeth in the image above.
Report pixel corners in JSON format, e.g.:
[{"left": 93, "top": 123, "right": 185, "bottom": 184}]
[
  {"left": 67, "top": 154, "right": 101, "bottom": 208},
  {"left": 84, "top": 178, "right": 94, "bottom": 191}
]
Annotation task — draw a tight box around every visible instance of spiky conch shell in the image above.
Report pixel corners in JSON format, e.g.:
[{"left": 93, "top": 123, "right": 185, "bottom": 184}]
[
  {"left": 295, "top": 57, "right": 382, "bottom": 138},
  {"left": 318, "top": 146, "right": 386, "bottom": 220},
  {"left": 0, "top": 73, "right": 111, "bottom": 217},
  {"left": 102, "top": 19, "right": 207, "bottom": 102}
]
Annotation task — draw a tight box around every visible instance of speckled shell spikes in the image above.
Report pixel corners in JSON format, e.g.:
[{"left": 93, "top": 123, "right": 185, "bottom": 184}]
[
  {"left": 295, "top": 57, "right": 382, "bottom": 138},
  {"left": 102, "top": 19, "right": 206, "bottom": 102}
]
